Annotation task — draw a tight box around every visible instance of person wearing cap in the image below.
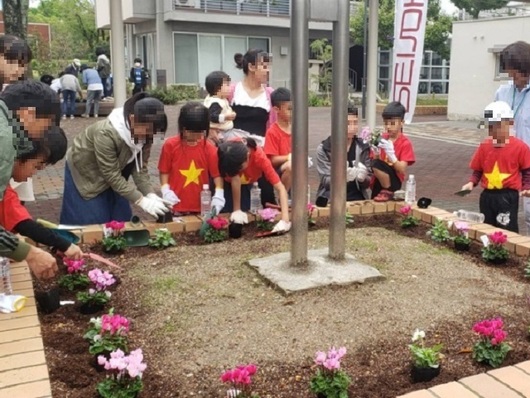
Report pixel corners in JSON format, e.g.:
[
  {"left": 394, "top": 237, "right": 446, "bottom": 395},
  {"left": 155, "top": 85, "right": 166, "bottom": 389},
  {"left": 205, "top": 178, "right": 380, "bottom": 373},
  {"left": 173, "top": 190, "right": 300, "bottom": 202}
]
[
  {"left": 80, "top": 64, "right": 103, "bottom": 118},
  {"left": 65, "top": 58, "right": 81, "bottom": 77},
  {"left": 460, "top": 101, "right": 530, "bottom": 233}
]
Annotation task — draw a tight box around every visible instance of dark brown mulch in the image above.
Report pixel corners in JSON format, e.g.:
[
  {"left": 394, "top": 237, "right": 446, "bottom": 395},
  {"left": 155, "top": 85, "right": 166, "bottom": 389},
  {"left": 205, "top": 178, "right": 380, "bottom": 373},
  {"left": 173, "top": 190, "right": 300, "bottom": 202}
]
[{"left": 38, "top": 214, "right": 530, "bottom": 397}]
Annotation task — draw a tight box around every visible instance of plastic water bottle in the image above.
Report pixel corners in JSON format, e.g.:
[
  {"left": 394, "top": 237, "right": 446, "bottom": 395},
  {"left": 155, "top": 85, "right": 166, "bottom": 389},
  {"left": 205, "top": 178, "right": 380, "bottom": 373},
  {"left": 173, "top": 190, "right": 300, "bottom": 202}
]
[
  {"left": 0, "top": 257, "right": 13, "bottom": 295},
  {"left": 250, "top": 182, "right": 262, "bottom": 214},
  {"left": 454, "top": 210, "right": 485, "bottom": 223},
  {"left": 200, "top": 184, "right": 211, "bottom": 217},
  {"left": 405, "top": 174, "right": 416, "bottom": 204}
]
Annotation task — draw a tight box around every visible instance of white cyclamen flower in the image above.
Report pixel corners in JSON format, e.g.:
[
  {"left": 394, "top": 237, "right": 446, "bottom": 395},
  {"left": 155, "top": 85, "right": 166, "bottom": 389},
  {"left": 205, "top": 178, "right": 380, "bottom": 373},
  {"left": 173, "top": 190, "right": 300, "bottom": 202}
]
[{"left": 412, "top": 328, "right": 425, "bottom": 342}]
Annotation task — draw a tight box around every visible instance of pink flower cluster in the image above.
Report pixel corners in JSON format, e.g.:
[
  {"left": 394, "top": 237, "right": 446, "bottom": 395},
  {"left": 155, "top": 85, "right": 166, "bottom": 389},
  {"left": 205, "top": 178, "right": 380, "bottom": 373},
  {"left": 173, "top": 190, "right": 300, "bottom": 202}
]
[
  {"left": 399, "top": 205, "right": 412, "bottom": 216},
  {"left": 258, "top": 208, "right": 279, "bottom": 222},
  {"left": 360, "top": 127, "right": 371, "bottom": 143},
  {"left": 307, "top": 203, "right": 316, "bottom": 216},
  {"left": 105, "top": 220, "right": 125, "bottom": 231},
  {"left": 472, "top": 317, "right": 507, "bottom": 345},
  {"left": 98, "top": 348, "right": 147, "bottom": 378},
  {"left": 88, "top": 268, "right": 116, "bottom": 291},
  {"left": 101, "top": 314, "right": 130, "bottom": 336},
  {"left": 220, "top": 364, "right": 258, "bottom": 386},
  {"left": 314, "top": 346, "right": 347, "bottom": 371},
  {"left": 207, "top": 216, "right": 229, "bottom": 230},
  {"left": 64, "top": 258, "right": 86, "bottom": 274},
  {"left": 455, "top": 221, "right": 469, "bottom": 234},
  {"left": 488, "top": 231, "right": 507, "bottom": 245}
]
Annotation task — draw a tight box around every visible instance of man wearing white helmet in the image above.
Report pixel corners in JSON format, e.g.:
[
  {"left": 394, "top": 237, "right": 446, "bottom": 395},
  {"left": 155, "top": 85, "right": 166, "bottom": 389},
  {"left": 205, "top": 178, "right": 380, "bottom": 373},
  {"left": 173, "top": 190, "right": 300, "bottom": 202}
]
[{"left": 460, "top": 101, "right": 530, "bottom": 232}]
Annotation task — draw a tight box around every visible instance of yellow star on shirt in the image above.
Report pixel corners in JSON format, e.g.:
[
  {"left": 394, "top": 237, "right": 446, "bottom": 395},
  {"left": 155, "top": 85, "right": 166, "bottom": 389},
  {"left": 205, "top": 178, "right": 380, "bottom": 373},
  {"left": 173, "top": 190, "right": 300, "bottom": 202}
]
[
  {"left": 484, "top": 162, "right": 511, "bottom": 189},
  {"left": 240, "top": 174, "right": 250, "bottom": 184},
  {"left": 180, "top": 160, "right": 204, "bottom": 188}
]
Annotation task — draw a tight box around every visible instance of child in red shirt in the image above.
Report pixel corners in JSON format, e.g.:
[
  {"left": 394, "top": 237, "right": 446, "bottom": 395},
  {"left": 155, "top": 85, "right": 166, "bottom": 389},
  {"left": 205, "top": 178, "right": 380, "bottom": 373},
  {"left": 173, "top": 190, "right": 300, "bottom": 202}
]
[
  {"left": 264, "top": 87, "right": 292, "bottom": 191},
  {"left": 218, "top": 138, "right": 291, "bottom": 233},
  {"left": 461, "top": 101, "right": 530, "bottom": 232},
  {"left": 0, "top": 127, "right": 84, "bottom": 258},
  {"left": 371, "top": 101, "right": 416, "bottom": 201},
  {"left": 158, "top": 102, "right": 225, "bottom": 214}
]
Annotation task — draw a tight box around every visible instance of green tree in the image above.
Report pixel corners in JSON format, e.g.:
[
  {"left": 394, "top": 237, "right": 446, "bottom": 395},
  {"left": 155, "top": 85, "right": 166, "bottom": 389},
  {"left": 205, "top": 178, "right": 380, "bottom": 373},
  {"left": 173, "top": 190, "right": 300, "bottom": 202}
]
[
  {"left": 350, "top": 0, "right": 453, "bottom": 59},
  {"left": 450, "top": 0, "right": 509, "bottom": 19},
  {"left": 2, "top": 0, "right": 30, "bottom": 40}
]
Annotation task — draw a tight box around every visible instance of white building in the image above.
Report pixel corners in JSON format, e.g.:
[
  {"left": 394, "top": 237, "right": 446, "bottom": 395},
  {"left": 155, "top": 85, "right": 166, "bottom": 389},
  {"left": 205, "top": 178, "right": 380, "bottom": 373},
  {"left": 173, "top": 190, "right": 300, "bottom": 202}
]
[
  {"left": 448, "top": 15, "right": 530, "bottom": 120},
  {"left": 95, "top": 0, "right": 333, "bottom": 89}
]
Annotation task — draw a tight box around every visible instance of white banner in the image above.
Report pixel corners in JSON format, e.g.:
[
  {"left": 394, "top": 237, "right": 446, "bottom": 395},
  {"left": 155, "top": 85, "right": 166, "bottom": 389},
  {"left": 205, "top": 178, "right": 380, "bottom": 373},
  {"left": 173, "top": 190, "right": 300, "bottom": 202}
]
[{"left": 391, "top": 0, "right": 429, "bottom": 124}]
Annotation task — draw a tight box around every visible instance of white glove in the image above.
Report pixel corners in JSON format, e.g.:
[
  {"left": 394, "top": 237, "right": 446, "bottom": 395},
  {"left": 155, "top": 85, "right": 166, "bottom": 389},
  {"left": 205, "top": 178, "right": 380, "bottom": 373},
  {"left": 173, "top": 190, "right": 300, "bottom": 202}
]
[
  {"left": 308, "top": 157, "right": 313, "bottom": 168},
  {"left": 271, "top": 219, "right": 291, "bottom": 234},
  {"left": 211, "top": 189, "right": 225, "bottom": 214},
  {"left": 347, "top": 163, "right": 369, "bottom": 182},
  {"left": 0, "top": 294, "right": 27, "bottom": 313},
  {"left": 229, "top": 210, "right": 248, "bottom": 224},
  {"left": 159, "top": 187, "right": 180, "bottom": 206},
  {"left": 378, "top": 139, "right": 397, "bottom": 163},
  {"left": 136, "top": 196, "right": 170, "bottom": 217}
]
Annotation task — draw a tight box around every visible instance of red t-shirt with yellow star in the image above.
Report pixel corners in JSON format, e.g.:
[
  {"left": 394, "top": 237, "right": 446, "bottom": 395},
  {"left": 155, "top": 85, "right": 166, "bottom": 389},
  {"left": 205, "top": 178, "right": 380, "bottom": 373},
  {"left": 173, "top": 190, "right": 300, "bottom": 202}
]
[
  {"left": 158, "top": 136, "right": 220, "bottom": 213},
  {"left": 470, "top": 137, "right": 530, "bottom": 190},
  {"left": 224, "top": 145, "right": 281, "bottom": 186}
]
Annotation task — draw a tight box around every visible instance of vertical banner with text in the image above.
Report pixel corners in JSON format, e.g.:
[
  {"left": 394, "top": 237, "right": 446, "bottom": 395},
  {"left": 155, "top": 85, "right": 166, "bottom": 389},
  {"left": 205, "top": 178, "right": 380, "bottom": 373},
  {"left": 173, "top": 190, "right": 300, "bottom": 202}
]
[{"left": 391, "top": 0, "right": 429, "bottom": 124}]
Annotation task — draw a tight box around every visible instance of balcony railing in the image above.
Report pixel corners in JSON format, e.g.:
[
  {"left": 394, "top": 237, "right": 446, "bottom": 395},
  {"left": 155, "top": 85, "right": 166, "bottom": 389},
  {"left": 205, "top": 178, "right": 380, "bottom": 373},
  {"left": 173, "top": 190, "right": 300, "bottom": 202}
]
[{"left": 173, "top": 0, "right": 290, "bottom": 17}]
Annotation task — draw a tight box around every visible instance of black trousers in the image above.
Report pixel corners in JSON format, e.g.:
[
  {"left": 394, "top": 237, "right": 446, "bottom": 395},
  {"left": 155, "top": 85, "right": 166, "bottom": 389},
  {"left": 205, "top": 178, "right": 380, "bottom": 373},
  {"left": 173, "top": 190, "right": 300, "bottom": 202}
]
[{"left": 479, "top": 188, "right": 519, "bottom": 233}]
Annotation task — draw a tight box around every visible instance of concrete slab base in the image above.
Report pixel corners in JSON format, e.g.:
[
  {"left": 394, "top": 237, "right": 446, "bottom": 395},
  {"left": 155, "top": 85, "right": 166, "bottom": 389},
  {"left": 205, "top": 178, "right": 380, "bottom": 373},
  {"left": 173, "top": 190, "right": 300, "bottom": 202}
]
[{"left": 247, "top": 248, "right": 385, "bottom": 295}]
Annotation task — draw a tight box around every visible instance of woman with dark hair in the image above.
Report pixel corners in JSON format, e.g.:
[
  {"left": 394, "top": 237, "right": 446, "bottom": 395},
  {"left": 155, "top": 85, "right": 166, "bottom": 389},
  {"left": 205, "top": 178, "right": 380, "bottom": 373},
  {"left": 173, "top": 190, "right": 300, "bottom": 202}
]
[
  {"left": 158, "top": 102, "right": 225, "bottom": 214},
  {"left": 218, "top": 138, "right": 290, "bottom": 233},
  {"left": 231, "top": 48, "right": 277, "bottom": 205},
  {"left": 0, "top": 34, "right": 32, "bottom": 87},
  {"left": 60, "top": 92, "right": 170, "bottom": 225}
]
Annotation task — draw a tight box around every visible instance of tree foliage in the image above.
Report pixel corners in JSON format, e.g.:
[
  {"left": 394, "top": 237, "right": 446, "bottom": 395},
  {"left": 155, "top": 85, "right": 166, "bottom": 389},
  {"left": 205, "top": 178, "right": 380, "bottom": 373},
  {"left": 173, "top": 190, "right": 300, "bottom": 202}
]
[
  {"left": 450, "top": 0, "right": 509, "bottom": 19},
  {"left": 350, "top": 0, "right": 453, "bottom": 60},
  {"left": 2, "top": 0, "right": 30, "bottom": 39},
  {"left": 28, "top": 0, "right": 108, "bottom": 75}
]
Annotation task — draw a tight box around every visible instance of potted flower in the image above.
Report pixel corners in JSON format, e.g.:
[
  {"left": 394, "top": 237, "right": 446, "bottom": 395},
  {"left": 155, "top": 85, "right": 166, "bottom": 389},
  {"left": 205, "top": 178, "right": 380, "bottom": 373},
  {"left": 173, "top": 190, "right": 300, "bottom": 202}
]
[
  {"left": 84, "top": 310, "right": 130, "bottom": 364},
  {"left": 148, "top": 228, "right": 176, "bottom": 249},
  {"left": 481, "top": 231, "right": 509, "bottom": 265},
  {"left": 102, "top": 220, "right": 127, "bottom": 254},
  {"left": 399, "top": 205, "right": 420, "bottom": 228},
  {"left": 307, "top": 203, "right": 317, "bottom": 226},
  {"left": 256, "top": 208, "right": 279, "bottom": 231},
  {"left": 57, "top": 258, "right": 90, "bottom": 291},
  {"left": 77, "top": 269, "right": 116, "bottom": 314},
  {"left": 408, "top": 329, "right": 443, "bottom": 383},
  {"left": 452, "top": 221, "right": 471, "bottom": 251},
  {"left": 310, "top": 346, "right": 351, "bottom": 398},
  {"left": 220, "top": 364, "right": 259, "bottom": 398},
  {"left": 360, "top": 126, "right": 382, "bottom": 147},
  {"left": 97, "top": 348, "right": 146, "bottom": 398},
  {"left": 472, "top": 317, "right": 512, "bottom": 367},
  {"left": 203, "top": 215, "right": 229, "bottom": 243}
]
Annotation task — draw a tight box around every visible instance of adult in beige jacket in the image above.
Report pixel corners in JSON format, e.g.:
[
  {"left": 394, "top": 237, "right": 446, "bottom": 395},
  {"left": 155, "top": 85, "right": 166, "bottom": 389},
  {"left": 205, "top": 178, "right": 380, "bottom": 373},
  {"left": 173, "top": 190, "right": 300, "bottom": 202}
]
[{"left": 60, "top": 93, "right": 170, "bottom": 225}]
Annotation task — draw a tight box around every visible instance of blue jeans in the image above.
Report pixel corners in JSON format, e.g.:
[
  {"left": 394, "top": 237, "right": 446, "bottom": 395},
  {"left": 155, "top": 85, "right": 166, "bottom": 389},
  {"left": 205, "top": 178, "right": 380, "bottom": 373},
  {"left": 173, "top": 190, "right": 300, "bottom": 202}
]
[
  {"left": 62, "top": 90, "right": 76, "bottom": 117},
  {"left": 60, "top": 163, "right": 132, "bottom": 225}
]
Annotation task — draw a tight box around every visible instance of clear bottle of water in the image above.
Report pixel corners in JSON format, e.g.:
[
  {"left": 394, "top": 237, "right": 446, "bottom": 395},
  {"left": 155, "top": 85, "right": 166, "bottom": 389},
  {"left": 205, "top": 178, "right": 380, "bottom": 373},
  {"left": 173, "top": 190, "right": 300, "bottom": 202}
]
[
  {"left": 200, "top": 184, "right": 211, "bottom": 217},
  {"left": 405, "top": 174, "right": 416, "bottom": 204},
  {"left": 454, "top": 210, "right": 485, "bottom": 223},
  {"left": 0, "top": 257, "right": 13, "bottom": 295},
  {"left": 250, "top": 182, "right": 262, "bottom": 214}
]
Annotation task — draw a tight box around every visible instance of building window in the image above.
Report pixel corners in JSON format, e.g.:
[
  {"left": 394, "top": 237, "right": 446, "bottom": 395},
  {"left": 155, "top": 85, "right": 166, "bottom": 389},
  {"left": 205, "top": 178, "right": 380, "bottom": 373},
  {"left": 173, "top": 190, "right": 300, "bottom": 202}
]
[
  {"left": 494, "top": 52, "right": 508, "bottom": 80},
  {"left": 173, "top": 33, "right": 270, "bottom": 85}
]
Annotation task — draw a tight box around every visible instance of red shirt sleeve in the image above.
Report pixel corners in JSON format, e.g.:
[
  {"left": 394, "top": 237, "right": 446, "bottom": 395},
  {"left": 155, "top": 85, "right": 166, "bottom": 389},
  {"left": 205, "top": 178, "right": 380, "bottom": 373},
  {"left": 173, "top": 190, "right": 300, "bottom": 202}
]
[
  {"left": 255, "top": 147, "right": 281, "bottom": 185},
  {"left": 264, "top": 123, "right": 281, "bottom": 157},
  {"left": 0, "top": 186, "right": 32, "bottom": 232},
  {"left": 206, "top": 141, "right": 220, "bottom": 178},
  {"left": 469, "top": 143, "right": 485, "bottom": 171},
  {"left": 396, "top": 135, "right": 415, "bottom": 165},
  {"left": 158, "top": 137, "right": 177, "bottom": 174}
]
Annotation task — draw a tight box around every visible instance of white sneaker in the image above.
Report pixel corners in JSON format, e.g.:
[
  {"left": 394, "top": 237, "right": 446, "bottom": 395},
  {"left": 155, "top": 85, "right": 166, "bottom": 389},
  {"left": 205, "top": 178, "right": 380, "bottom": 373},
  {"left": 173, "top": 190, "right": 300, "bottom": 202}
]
[
  {"left": 81, "top": 114, "right": 88, "bottom": 118},
  {"left": 70, "top": 115, "right": 74, "bottom": 120},
  {"left": 94, "top": 114, "right": 98, "bottom": 118},
  {"left": 61, "top": 115, "right": 66, "bottom": 120}
]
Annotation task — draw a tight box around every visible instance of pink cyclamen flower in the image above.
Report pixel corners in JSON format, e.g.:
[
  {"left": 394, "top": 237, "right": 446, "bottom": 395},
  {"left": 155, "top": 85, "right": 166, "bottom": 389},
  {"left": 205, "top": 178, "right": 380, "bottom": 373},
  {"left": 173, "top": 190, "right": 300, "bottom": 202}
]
[
  {"left": 105, "top": 220, "right": 125, "bottom": 231},
  {"left": 314, "top": 351, "right": 326, "bottom": 365},
  {"left": 64, "top": 258, "right": 85, "bottom": 274},
  {"left": 360, "top": 126, "right": 371, "bottom": 142},
  {"left": 491, "top": 329, "right": 507, "bottom": 345},
  {"left": 489, "top": 231, "right": 507, "bottom": 245},
  {"left": 101, "top": 314, "right": 130, "bottom": 335},
  {"left": 88, "top": 269, "right": 116, "bottom": 291},
  {"left": 455, "top": 221, "right": 469, "bottom": 233},
  {"left": 258, "top": 208, "right": 279, "bottom": 222},
  {"left": 399, "top": 205, "right": 412, "bottom": 215}
]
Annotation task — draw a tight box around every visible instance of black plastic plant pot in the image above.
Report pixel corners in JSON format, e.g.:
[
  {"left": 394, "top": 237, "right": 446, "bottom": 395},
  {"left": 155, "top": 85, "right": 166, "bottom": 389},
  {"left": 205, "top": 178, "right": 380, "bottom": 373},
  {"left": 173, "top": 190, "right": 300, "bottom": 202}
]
[
  {"left": 103, "top": 247, "right": 124, "bottom": 255},
  {"left": 79, "top": 303, "right": 105, "bottom": 315},
  {"left": 157, "top": 211, "right": 173, "bottom": 224},
  {"left": 35, "top": 287, "right": 61, "bottom": 314},
  {"left": 487, "top": 257, "right": 508, "bottom": 266},
  {"left": 229, "top": 223, "right": 243, "bottom": 239},
  {"left": 411, "top": 365, "right": 441, "bottom": 383},
  {"left": 454, "top": 241, "right": 470, "bottom": 251}
]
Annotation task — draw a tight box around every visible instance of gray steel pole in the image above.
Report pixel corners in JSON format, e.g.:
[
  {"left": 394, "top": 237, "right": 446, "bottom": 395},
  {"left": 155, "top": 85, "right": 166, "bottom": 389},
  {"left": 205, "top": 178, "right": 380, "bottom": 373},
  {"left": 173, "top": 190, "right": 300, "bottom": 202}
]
[
  {"left": 110, "top": 0, "right": 127, "bottom": 108},
  {"left": 361, "top": 0, "right": 369, "bottom": 120},
  {"left": 366, "top": 0, "right": 379, "bottom": 129},
  {"left": 328, "top": 0, "right": 350, "bottom": 260},
  {"left": 290, "top": 0, "right": 309, "bottom": 266}
]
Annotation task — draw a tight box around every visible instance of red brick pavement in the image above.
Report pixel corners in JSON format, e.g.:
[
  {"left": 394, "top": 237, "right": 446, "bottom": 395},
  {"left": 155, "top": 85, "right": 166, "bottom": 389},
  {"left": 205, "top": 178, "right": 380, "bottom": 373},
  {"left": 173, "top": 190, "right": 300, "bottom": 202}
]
[{"left": 24, "top": 106, "right": 487, "bottom": 226}]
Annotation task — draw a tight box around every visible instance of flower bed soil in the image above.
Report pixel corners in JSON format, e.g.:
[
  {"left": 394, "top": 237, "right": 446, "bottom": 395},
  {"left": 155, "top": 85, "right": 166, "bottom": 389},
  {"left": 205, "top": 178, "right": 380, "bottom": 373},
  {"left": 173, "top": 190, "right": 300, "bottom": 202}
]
[{"left": 38, "top": 214, "right": 530, "bottom": 397}]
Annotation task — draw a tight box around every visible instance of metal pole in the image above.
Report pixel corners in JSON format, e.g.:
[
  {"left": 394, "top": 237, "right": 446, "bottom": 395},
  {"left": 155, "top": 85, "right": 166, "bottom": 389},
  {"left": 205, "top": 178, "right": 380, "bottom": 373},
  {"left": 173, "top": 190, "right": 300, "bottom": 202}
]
[
  {"left": 328, "top": 0, "right": 350, "bottom": 260},
  {"left": 366, "top": 0, "right": 379, "bottom": 129},
  {"left": 110, "top": 0, "right": 127, "bottom": 107},
  {"left": 290, "top": 0, "right": 309, "bottom": 266},
  {"left": 361, "top": 0, "right": 369, "bottom": 120}
]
